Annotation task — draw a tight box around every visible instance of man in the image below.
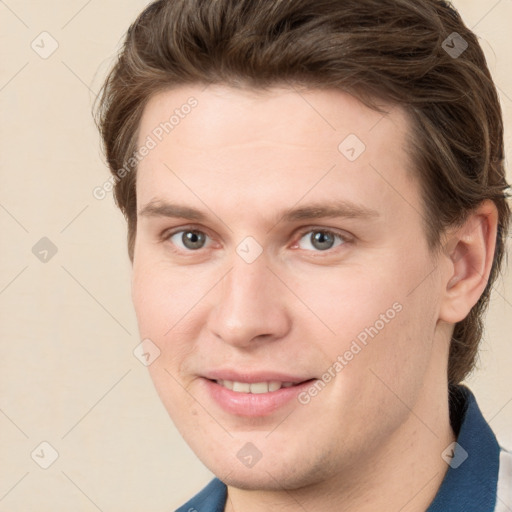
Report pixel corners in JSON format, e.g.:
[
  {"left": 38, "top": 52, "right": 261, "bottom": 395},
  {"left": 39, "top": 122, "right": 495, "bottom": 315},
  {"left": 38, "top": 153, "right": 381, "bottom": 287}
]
[{"left": 95, "top": 0, "right": 511, "bottom": 510}]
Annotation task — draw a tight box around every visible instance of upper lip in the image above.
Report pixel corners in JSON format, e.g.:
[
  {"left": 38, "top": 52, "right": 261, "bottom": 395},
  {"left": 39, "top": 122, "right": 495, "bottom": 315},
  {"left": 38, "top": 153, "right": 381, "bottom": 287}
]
[{"left": 202, "top": 369, "right": 314, "bottom": 384}]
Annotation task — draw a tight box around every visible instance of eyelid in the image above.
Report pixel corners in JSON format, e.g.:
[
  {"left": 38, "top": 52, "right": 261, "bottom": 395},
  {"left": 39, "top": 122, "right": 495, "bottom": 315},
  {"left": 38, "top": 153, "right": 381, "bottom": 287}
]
[
  {"left": 161, "top": 223, "right": 210, "bottom": 238},
  {"left": 295, "top": 226, "right": 352, "bottom": 238}
]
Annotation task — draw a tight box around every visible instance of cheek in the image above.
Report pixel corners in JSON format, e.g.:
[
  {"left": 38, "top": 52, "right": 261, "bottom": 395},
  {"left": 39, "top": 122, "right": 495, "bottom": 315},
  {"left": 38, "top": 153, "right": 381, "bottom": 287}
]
[
  {"left": 130, "top": 262, "right": 205, "bottom": 398},
  {"left": 293, "top": 256, "right": 437, "bottom": 391},
  {"left": 131, "top": 256, "right": 210, "bottom": 336},
  {"left": 291, "top": 262, "right": 405, "bottom": 345},
  {"left": 131, "top": 261, "right": 204, "bottom": 422}
]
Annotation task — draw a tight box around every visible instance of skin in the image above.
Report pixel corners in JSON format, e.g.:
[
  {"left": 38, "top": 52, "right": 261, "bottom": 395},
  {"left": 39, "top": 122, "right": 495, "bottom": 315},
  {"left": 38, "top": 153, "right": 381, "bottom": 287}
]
[{"left": 131, "top": 84, "right": 497, "bottom": 511}]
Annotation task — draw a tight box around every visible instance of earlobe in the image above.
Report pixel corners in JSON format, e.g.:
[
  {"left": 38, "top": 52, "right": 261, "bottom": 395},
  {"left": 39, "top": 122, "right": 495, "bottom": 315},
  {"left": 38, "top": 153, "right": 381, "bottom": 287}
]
[{"left": 438, "top": 200, "right": 498, "bottom": 324}]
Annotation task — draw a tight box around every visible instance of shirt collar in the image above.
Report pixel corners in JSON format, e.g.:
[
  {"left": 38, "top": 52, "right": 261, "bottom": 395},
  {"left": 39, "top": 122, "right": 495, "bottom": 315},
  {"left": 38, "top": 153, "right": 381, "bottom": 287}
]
[
  {"left": 426, "top": 384, "right": 500, "bottom": 511},
  {"left": 175, "top": 477, "right": 226, "bottom": 512}
]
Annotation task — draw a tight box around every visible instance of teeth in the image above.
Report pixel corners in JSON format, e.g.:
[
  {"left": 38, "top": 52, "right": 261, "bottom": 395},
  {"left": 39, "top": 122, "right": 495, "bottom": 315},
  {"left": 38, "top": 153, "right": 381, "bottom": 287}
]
[
  {"left": 232, "top": 382, "right": 251, "bottom": 393},
  {"left": 250, "top": 382, "right": 269, "bottom": 394},
  {"left": 216, "top": 380, "right": 296, "bottom": 393},
  {"left": 268, "top": 381, "right": 282, "bottom": 392}
]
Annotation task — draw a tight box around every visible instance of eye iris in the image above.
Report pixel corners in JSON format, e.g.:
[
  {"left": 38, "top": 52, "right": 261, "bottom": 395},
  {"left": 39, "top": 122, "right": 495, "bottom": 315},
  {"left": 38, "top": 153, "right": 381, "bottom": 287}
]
[
  {"left": 182, "top": 231, "right": 205, "bottom": 250},
  {"left": 311, "top": 231, "right": 334, "bottom": 250}
]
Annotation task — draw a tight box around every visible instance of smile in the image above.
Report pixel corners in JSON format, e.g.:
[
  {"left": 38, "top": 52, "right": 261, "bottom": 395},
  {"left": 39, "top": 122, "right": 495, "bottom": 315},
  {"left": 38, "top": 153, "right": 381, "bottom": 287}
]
[
  {"left": 203, "top": 376, "right": 316, "bottom": 416},
  {"left": 215, "top": 380, "right": 295, "bottom": 393}
]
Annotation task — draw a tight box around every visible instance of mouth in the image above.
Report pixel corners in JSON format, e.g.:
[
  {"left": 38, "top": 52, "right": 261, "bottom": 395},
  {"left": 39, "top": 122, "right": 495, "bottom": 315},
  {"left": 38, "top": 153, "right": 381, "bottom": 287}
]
[{"left": 201, "top": 374, "right": 317, "bottom": 417}]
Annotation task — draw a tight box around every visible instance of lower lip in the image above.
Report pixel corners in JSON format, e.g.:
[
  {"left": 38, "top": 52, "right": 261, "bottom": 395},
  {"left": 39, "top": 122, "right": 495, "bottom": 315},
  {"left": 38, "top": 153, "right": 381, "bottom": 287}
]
[{"left": 202, "top": 378, "right": 316, "bottom": 417}]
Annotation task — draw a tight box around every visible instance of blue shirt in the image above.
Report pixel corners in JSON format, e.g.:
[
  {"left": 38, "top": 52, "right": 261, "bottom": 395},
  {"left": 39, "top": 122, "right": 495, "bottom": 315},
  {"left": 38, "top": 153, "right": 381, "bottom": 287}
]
[{"left": 176, "top": 385, "right": 511, "bottom": 512}]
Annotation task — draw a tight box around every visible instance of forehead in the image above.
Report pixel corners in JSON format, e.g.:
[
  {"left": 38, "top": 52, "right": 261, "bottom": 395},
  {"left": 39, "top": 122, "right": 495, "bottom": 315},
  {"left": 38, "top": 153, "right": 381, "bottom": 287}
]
[
  {"left": 137, "top": 84, "right": 410, "bottom": 149},
  {"left": 135, "top": 84, "right": 418, "bottom": 219}
]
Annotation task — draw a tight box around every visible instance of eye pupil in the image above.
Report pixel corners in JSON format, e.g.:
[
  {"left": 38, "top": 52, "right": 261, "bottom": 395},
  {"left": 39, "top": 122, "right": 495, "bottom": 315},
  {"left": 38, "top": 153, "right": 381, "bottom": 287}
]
[
  {"left": 311, "top": 231, "right": 334, "bottom": 251},
  {"left": 182, "top": 231, "right": 205, "bottom": 250}
]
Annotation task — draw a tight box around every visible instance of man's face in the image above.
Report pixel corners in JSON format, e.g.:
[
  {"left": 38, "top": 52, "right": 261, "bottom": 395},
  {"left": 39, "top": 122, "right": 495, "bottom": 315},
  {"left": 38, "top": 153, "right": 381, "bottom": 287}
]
[{"left": 132, "top": 85, "right": 448, "bottom": 489}]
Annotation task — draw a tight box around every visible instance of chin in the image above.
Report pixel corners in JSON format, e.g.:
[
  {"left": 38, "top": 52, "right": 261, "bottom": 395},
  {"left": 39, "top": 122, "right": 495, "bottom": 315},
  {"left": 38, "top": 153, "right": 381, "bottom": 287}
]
[
  {"left": 205, "top": 450, "right": 332, "bottom": 492},
  {"left": 221, "top": 470, "right": 306, "bottom": 492},
  {"left": 223, "top": 474, "right": 281, "bottom": 491}
]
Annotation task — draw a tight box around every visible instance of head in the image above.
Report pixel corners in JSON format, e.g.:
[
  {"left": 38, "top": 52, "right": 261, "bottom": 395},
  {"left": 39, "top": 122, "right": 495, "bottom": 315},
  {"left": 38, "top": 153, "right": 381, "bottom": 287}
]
[{"left": 95, "top": 0, "right": 510, "bottom": 491}]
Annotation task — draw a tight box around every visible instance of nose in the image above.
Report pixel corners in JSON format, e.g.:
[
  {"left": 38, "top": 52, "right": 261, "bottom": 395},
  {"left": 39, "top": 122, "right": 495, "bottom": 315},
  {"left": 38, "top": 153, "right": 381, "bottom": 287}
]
[{"left": 206, "top": 254, "right": 292, "bottom": 349}]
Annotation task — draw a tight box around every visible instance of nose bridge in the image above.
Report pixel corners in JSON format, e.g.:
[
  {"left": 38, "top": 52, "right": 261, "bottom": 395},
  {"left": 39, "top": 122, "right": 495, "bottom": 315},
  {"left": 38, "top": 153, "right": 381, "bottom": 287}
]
[{"left": 207, "top": 251, "right": 290, "bottom": 346}]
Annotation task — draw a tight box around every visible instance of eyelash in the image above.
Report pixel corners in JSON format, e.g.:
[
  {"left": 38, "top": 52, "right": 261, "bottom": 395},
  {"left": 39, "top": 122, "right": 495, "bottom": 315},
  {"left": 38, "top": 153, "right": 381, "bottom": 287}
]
[{"left": 160, "top": 225, "right": 352, "bottom": 255}]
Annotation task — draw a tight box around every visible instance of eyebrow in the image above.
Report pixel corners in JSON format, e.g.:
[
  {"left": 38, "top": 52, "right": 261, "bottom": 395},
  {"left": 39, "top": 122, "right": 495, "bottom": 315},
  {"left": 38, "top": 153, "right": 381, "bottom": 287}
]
[{"left": 138, "top": 199, "right": 379, "bottom": 223}]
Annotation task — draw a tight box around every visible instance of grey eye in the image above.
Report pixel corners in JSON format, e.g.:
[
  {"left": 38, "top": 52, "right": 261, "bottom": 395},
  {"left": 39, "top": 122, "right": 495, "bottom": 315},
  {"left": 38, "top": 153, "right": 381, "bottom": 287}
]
[
  {"left": 298, "top": 230, "right": 344, "bottom": 251},
  {"left": 170, "top": 230, "right": 209, "bottom": 250}
]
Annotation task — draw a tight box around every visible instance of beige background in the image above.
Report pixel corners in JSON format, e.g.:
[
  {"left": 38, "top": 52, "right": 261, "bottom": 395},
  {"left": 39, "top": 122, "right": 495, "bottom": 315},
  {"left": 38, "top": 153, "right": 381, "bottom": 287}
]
[{"left": 0, "top": 1, "right": 511, "bottom": 510}]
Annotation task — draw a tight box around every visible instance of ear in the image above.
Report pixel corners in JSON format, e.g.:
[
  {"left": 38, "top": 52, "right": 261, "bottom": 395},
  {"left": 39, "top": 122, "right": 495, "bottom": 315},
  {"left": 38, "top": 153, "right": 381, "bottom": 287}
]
[{"left": 438, "top": 200, "right": 498, "bottom": 324}]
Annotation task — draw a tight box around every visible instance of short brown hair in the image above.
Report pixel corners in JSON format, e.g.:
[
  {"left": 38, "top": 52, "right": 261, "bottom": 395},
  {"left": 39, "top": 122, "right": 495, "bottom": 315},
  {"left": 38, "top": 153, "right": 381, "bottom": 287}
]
[{"left": 95, "top": 0, "right": 510, "bottom": 385}]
